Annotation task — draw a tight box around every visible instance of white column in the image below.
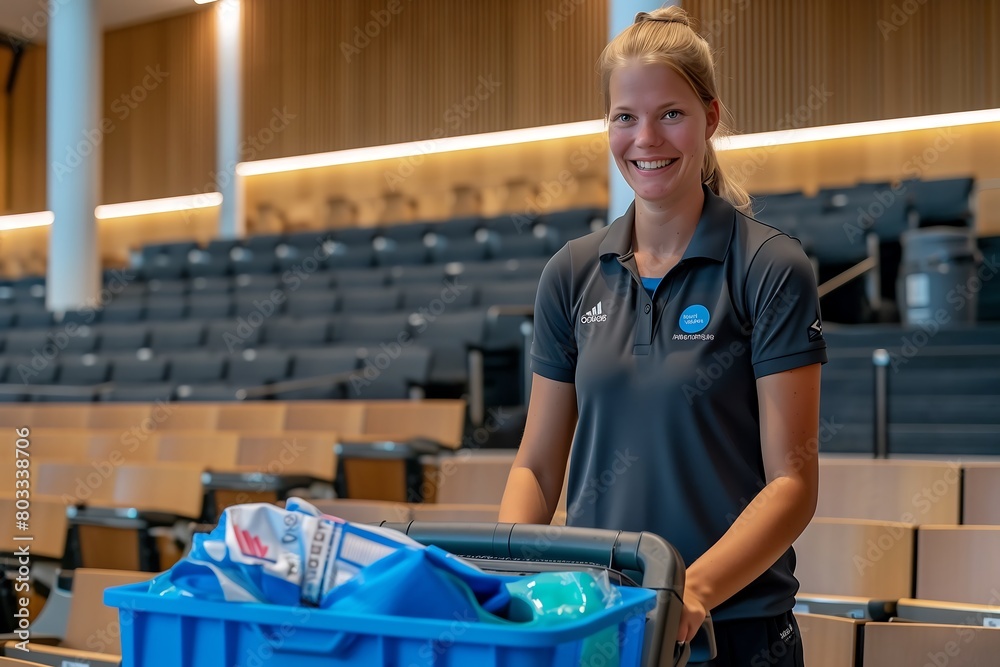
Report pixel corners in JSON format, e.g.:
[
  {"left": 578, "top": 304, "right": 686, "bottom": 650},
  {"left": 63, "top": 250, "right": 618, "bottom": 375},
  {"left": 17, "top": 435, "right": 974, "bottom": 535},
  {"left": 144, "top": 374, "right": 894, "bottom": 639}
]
[
  {"left": 607, "top": 0, "right": 679, "bottom": 221},
  {"left": 217, "top": 0, "right": 245, "bottom": 238},
  {"left": 46, "top": 0, "right": 102, "bottom": 311}
]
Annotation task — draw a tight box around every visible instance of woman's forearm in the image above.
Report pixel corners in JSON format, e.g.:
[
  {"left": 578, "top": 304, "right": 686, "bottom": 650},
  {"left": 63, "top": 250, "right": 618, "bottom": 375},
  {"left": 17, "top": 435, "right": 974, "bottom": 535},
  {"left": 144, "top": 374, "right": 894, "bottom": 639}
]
[
  {"left": 498, "top": 466, "right": 556, "bottom": 524},
  {"left": 684, "top": 474, "right": 817, "bottom": 611}
]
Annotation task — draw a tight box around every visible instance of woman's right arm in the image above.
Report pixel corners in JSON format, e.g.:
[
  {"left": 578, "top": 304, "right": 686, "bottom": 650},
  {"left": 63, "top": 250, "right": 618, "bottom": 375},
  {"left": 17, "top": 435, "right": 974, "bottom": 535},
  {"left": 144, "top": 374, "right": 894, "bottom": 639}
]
[{"left": 498, "top": 374, "right": 578, "bottom": 524}]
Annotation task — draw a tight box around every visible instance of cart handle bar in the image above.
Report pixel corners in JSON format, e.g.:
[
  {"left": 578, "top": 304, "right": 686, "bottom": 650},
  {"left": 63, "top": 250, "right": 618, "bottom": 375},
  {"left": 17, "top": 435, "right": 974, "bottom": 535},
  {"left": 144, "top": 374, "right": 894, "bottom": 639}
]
[{"left": 379, "top": 521, "right": 715, "bottom": 666}]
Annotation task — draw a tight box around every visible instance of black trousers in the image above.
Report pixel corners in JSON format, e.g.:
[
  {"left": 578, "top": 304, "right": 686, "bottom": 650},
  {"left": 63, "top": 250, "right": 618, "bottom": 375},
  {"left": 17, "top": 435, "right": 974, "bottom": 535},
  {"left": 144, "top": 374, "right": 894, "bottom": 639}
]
[{"left": 690, "top": 610, "right": 804, "bottom": 667}]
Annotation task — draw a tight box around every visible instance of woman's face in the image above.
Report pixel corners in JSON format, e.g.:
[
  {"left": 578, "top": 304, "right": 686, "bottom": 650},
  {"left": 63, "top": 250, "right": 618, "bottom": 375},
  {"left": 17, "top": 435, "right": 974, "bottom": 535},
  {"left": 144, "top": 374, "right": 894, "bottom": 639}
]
[{"left": 608, "top": 62, "right": 719, "bottom": 211}]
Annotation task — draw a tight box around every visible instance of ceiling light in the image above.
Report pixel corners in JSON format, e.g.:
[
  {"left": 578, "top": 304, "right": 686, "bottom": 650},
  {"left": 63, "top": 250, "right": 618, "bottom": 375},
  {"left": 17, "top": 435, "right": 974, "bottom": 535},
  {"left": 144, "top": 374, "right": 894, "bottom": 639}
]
[
  {"left": 0, "top": 211, "right": 54, "bottom": 231},
  {"left": 95, "top": 193, "right": 223, "bottom": 219}
]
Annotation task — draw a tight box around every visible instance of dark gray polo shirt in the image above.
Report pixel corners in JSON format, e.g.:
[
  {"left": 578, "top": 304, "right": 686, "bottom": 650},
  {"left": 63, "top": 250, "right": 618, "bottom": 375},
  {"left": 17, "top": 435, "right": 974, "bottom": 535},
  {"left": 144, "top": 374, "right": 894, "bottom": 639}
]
[{"left": 531, "top": 186, "right": 827, "bottom": 621}]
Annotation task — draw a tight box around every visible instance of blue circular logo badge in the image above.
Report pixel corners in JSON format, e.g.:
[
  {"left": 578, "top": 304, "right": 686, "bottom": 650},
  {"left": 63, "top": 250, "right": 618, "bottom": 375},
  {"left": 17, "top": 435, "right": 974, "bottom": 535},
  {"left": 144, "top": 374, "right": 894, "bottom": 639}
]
[{"left": 679, "top": 304, "right": 710, "bottom": 333}]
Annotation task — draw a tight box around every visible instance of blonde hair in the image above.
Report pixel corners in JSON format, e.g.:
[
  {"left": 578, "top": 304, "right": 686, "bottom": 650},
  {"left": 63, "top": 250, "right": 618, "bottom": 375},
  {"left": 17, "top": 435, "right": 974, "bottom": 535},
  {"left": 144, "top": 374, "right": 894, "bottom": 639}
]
[{"left": 598, "top": 6, "right": 751, "bottom": 215}]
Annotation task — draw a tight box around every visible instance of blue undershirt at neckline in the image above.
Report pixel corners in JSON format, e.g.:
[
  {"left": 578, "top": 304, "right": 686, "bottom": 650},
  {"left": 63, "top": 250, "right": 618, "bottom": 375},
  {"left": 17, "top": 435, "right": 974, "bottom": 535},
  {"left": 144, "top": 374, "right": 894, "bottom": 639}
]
[{"left": 640, "top": 276, "right": 662, "bottom": 297}]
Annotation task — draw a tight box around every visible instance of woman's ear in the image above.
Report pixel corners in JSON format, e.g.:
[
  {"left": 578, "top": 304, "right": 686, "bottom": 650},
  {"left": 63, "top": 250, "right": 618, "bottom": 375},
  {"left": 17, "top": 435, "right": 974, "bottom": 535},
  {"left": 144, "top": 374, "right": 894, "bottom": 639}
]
[{"left": 705, "top": 98, "right": 721, "bottom": 140}]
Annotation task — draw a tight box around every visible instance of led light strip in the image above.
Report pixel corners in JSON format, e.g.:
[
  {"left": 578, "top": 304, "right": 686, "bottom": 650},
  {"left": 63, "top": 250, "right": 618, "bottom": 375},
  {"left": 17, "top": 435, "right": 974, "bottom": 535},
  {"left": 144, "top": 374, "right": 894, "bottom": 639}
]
[
  {"left": 2, "top": 109, "right": 995, "bottom": 231},
  {"left": 0, "top": 211, "right": 54, "bottom": 231},
  {"left": 715, "top": 108, "right": 1000, "bottom": 151},
  {"left": 94, "top": 192, "right": 223, "bottom": 220},
  {"left": 235, "top": 119, "right": 607, "bottom": 176}
]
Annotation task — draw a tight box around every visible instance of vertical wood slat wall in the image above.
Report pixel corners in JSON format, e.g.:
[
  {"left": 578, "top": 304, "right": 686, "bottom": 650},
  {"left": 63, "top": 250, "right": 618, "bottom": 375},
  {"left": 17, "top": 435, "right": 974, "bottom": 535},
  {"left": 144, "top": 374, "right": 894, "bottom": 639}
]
[
  {"left": 240, "top": 0, "right": 608, "bottom": 160},
  {"left": 8, "top": 44, "right": 46, "bottom": 215},
  {"left": 684, "top": 0, "right": 1000, "bottom": 135},
  {"left": 101, "top": 7, "right": 217, "bottom": 206},
  {"left": 0, "top": 47, "right": 11, "bottom": 214},
  {"left": 4, "top": 0, "right": 1000, "bottom": 214},
  {"left": 5, "top": 0, "right": 608, "bottom": 213}
]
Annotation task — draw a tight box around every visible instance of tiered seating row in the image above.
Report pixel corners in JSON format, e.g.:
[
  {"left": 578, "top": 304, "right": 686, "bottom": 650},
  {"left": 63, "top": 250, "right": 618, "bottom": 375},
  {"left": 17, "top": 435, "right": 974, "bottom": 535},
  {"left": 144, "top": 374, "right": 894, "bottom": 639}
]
[
  {"left": 753, "top": 177, "right": 974, "bottom": 266},
  {"left": 793, "top": 457, "right": 1000, "bottom": 666},
  {"left": 125, "top": 208, "right": 604, "bottom": 281},
  {"left": 819, "top": 325, "right": 1000, "bottom": 455}
]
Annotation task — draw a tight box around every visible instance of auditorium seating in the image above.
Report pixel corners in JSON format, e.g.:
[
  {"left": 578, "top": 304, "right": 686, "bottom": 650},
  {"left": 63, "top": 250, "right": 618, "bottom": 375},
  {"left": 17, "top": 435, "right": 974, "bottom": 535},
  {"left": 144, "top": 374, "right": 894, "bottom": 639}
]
[
  {"left": 308, "top": 499, "right": 503, "bottom": 524},
  {"left": 961, "top": 463, "right": 1000, "bottom": 524},
  {"left": 915, "top": 526, "right": 1000, "bottom": 606},
  {"left": 815, "top": 459, "right": 961, "bottom": 525},
  {"left": 433, "top": 450, "right": 517, "bottom": 505},
  {"left": 794, "top": 613, "right": 864, "bottom": 667},
  {"left": 861, "top": 622, "right": 1000, "bottom": 665},
  {"left": 0, "top": 208, "right": 596, "bottom": 412},
  {"left": 0, "top": 569, "right": 151, "bottom": 665},
  {"left": 1, "top": 192, "right": 997, "bottom": 665},
  {"left": 819, "top": 324, "right": 1000, "bottom": 455},
  {"left": 793, "top": 518, "right": 916, "bottom": 599}
]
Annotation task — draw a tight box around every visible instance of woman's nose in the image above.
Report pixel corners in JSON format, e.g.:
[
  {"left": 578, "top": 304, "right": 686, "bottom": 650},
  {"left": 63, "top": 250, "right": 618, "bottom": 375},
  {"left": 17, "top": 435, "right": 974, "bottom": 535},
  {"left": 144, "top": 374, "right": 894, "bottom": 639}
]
[{"left": 635, "top": 118, "right": 664, "bottom": 148}]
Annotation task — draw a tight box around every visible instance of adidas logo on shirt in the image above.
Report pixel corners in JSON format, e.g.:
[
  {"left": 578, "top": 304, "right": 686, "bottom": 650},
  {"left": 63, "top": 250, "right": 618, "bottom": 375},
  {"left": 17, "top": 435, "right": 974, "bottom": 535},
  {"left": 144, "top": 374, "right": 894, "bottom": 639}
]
[{"left": 580, "top": 301, "right": 607, "bottom": 324}]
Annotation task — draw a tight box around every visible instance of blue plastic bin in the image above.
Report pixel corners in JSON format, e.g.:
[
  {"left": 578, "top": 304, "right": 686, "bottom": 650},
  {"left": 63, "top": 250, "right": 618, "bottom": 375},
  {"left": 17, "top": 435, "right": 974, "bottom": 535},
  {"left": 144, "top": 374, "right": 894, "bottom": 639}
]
[{"left": 105, "top": 580, "right": 656, "bottom": 667}]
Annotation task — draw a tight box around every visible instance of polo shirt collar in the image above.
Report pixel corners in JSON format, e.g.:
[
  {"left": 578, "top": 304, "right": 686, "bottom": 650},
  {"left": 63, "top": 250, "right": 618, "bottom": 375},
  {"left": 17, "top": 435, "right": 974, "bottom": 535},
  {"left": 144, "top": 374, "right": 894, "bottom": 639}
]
[{"left": 598, "top": 185, "right": 735, "bottom": 263}]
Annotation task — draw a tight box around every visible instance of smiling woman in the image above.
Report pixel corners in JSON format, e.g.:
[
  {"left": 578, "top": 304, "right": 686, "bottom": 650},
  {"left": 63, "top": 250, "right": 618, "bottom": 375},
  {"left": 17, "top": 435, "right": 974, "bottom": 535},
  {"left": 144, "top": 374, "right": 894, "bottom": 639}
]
[{"left": 498, "top": 7, "right": 826, "bottom": 667}]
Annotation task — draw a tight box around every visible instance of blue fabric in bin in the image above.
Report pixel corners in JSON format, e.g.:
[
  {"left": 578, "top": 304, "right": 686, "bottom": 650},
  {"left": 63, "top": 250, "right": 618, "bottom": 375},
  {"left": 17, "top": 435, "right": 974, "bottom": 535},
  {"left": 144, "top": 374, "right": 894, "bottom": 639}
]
[{"left": 322, "top": 545, "right": 510, "bottom": 617}]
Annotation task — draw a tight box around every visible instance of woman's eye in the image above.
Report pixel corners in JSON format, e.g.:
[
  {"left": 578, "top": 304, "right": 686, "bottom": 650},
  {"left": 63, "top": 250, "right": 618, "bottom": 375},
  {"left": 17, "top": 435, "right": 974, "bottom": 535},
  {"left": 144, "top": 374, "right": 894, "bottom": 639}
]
[
  {"left": 664, "top": 110, "right": 681, "bottom": 120},
  {"left": 615, "top": 113, "right": 633, "bottom": 122}
]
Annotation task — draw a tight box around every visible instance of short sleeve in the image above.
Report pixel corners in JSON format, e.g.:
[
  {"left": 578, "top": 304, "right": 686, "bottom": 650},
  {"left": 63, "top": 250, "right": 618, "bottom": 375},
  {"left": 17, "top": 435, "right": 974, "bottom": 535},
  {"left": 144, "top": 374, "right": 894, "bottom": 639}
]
[
  {"left": 529, "top": 246, "right": 577, "bottom": 383},
  {"left": 746, "top": 234, "right": 828, "bottom": 378}
]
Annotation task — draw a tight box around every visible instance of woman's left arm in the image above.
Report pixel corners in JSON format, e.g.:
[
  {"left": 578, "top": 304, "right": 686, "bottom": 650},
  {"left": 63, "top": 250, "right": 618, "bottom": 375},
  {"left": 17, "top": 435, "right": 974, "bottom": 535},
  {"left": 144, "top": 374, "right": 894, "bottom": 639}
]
[{"left": 676, "top": 362, "right": 822, "bottom": 642}]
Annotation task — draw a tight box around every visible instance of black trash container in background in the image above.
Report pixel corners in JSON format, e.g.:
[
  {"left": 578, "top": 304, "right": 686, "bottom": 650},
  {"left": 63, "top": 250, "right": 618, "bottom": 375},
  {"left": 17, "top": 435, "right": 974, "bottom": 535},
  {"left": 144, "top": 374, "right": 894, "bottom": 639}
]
[{"left": 897, "top": 226, "right": 981, "bottom": 325}]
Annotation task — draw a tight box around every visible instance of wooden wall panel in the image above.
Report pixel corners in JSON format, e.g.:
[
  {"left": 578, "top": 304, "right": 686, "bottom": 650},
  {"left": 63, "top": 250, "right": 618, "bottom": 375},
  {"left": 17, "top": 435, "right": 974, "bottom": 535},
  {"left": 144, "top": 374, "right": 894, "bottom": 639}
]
[
  {"left": 0, "top": 46, "right": 11, "bottom": 214},
  {"left": 8, "top": 43, "right": 46, "bottom": 214},
  {"left": 240, "top": 0, "right": 608, "bottom": 159},
  {"left": 8, "top": 0, "right": 997, "bottom": 211},
  {"left": 685, "top": 0, "right": 1000, "bottom": 134},
  {"left": 102, "top": 7, "right": 217, "bottom": 204}
]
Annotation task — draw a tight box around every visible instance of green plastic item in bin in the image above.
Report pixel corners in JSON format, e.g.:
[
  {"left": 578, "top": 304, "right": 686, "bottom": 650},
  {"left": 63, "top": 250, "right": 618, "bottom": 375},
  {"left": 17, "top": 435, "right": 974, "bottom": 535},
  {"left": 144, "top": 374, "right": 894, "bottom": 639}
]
[{"left": 505, "top": 571, "right": 624, "bottom": 667}]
